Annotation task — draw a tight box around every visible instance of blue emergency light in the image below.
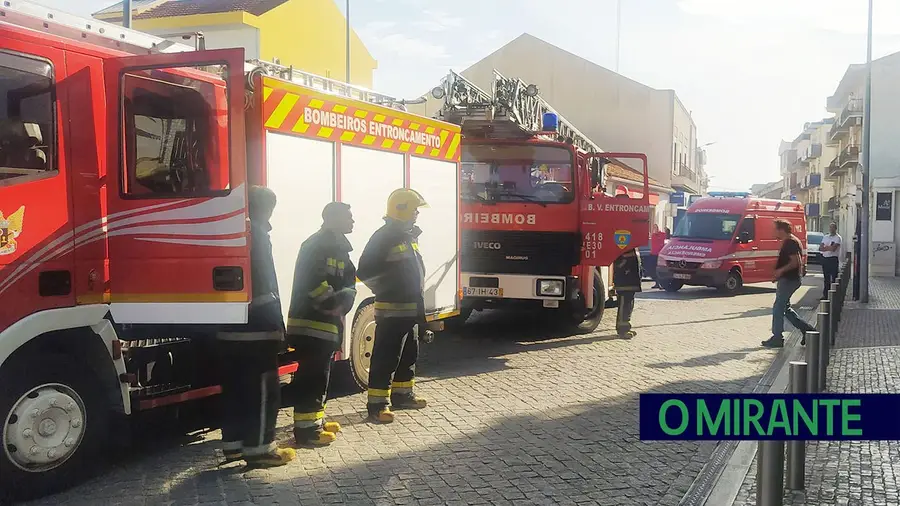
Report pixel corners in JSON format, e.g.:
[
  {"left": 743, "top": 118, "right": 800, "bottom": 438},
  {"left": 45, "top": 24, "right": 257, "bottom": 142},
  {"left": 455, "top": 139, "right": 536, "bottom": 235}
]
[
  {"left": 708, "top": 191, "right": 751, "bottom": 198},
  {"left": 542, "top": 112, "right": 558, "bottom": 132}
]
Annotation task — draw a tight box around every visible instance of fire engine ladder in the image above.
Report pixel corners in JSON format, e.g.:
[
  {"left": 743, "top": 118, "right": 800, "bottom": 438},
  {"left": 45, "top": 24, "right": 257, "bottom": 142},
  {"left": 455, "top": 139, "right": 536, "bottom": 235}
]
[
  {"left": 1, "top": 1, "right": 410, "bottom": 111},
  {"left": 245, "top": 58, "right": 410, "bottom": 111},
  {"left": 433, "top": 69, "right": 603, "bottom": 154},
  {"left": 0, "top": 0, "right": 196, "bottom": 55}
]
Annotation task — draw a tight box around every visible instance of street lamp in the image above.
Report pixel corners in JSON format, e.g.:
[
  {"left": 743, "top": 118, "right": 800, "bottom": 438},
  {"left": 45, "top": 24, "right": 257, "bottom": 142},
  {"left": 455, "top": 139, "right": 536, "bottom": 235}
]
[
  {"left": 860, "top": 0, "right": 873, "bottom": 303},
  {"left": 345, "top": 0, "right": 350, "bottom": 84}
]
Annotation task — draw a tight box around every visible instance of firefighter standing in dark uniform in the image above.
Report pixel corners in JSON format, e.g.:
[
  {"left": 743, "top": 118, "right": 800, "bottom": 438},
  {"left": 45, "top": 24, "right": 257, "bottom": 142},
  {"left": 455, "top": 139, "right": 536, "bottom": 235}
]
[
  {"left": 286, "top": 202, "right": 357, "bottom": 446},
  {"left": 613, "top": 247, "right": 642, "bottom": 339},
  {"left": 216, "top": 186, "right": 296, "bottom": 468},
  {"left": 357, "top": 188, "right": 432, "bottom": 423}
]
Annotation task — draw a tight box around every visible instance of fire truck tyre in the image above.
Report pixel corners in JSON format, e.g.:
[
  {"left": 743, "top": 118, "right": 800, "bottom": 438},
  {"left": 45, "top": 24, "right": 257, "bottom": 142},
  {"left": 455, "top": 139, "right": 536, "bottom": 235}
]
[
  {"left": 0, "top": 355, "right": 110, "bottom": 501},
  {"left": 562, "top": 269, "right": 605, "bottom": 334},
  {"left": 663, "top": 280, "right": 684, "bottom": 292},
  {"left": 718, "top": 271, "right": 743, "bottom": 295},
  {"left": 349, "top": 304, "right": 376, "bottom": 390},
  {"left": 444, "top": 307, "right": 473, "bottom": 331}
]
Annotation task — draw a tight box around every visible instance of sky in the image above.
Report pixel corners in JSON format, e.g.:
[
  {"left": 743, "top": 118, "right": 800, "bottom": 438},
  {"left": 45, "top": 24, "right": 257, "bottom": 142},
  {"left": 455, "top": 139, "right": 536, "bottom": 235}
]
[{"left": 29, "top": 0, "right": 900, "bottom": 192}]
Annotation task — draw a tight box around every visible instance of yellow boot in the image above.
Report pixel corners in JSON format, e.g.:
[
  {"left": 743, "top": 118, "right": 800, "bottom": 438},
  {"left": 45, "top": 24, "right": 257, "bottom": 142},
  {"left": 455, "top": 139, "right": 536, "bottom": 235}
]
[
  {"left": 244, "top": 447, "right": 296, "bottom": 468},
  {"left": 367, "top": 405, "right": 395, "bottom": 424},
  {"left": 294, "top": 427, "right": 337, "bottom": 446},
  {"left": 323, "top": 421, "right": 342, "bottom": 433}
]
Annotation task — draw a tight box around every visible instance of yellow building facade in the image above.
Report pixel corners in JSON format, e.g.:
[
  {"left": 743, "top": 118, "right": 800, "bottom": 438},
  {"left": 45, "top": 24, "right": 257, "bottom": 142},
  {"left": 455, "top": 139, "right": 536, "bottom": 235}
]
[{"left": 95, "top": 0, "right": 377, "bottom": 88}]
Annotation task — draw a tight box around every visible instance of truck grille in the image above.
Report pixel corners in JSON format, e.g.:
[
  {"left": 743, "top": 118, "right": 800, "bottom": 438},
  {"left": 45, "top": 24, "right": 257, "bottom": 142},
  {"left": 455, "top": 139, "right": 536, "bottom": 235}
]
[
  {"left": 666, "top": 260, "right": 703, "bottom": 269},
  {"left": 461, "top": 230, "right": 581, "bottom": 276}
]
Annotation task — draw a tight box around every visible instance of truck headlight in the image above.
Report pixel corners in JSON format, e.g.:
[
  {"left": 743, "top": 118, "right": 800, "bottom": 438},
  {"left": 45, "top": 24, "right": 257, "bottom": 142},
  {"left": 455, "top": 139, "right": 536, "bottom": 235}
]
[
  {"left": 538, "top": 279, "right": 564, "bottom": 296},
  {"left": 701, "top": 260, "right": 723, "bottom": 269}
]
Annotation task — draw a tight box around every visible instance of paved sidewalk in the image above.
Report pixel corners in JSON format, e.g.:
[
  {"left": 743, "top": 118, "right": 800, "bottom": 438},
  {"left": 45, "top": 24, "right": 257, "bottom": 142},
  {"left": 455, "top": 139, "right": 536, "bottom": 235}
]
[{"left": 733, "top": 277, "right": 900, "bottom": 505}]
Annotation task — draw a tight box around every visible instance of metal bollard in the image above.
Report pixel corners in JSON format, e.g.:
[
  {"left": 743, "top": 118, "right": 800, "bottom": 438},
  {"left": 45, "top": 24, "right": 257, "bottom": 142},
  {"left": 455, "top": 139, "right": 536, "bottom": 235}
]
[
  {"left": 757, "top": 440, "right": 785, "bottom": 506},
  {"left": 829, "top": 288, "right": 838, "bottom": 336},
  {"left": 787, "top": 361, "right": 807, "bottom": 490},
  {"left": 805, "top": 331, "right": 821, "bottom": 394},
  {"left": 817, "top": 312, "right": 829, "bottom": 391},
  {"left": 832, "top": 282, "right": 841, "bottom": 322}
]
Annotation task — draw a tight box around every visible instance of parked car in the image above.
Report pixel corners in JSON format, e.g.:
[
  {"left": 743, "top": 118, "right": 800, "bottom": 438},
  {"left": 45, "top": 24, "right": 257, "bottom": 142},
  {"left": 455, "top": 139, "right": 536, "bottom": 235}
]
[{"left": 807, "top": 231, "right": 824, "bottom": 265}]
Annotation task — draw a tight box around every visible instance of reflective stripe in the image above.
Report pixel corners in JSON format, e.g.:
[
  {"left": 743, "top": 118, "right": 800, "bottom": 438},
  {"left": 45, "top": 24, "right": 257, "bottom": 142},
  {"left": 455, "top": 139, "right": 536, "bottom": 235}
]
[
  {"left": 243, "top": 441, "right": 277, "bottom": 457},
  {"left": 286, "top": 319, "right": 339, "bottom": 341},
  {"left": 222, "top": 440, "right": 242, "bottom": 451},
  {"left": 309, "top": 282, "right": 332, "bottom": 299},
  {"left": 374, "top": 302, "right": 417, "bottom": 310},
  {"left": 294, "top": 411, "right": 325, "bottom": 421},
  {"left": 374, "top": 308, "right": 418, "bottom": 318},
  {"left": 294, "top": 411, "right": 325, "bottom": 429},
  {"left": 368, "top": 388, "right": 391, "bottom": 400},
  {"left": 286, "top": 319, "right": 338, "bottom": 334},
  {"left": 391, "top": 380, "right": 414, "bottom": 388},
  {"left": 217, "top": 331, "right": 283, "bottom": 341}
]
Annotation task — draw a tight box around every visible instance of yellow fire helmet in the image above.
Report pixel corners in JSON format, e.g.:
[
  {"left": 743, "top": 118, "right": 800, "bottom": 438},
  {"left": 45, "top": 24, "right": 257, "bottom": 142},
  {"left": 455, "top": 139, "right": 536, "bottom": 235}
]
[{"left": 386, "top": 188, "right": 429, "bottom": 222}]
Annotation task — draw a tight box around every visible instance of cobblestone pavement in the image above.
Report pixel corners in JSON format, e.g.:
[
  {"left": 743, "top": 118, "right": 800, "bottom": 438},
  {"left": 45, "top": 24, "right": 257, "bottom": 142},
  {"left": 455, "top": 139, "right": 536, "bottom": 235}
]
[
  {"left": 733, "top": 277, "right": 900, "bottom": 506},
  {"left": 26, "top": 280, "right": 819, "bottom": 506}
]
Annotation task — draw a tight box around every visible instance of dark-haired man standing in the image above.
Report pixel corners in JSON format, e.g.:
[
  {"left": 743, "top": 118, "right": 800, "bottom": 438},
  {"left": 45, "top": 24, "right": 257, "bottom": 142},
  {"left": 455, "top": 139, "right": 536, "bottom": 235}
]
[{"left": 762, "top": 219, "right": 815, "bottom": 348}]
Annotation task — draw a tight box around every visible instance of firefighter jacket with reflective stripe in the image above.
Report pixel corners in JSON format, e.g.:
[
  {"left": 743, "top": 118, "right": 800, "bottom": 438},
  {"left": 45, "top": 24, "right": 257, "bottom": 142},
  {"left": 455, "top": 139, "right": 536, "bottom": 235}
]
[
  {"left": 613, "top": 248, "right": 643, "bottom": 293},
  {"left": 357, "top": 220, "right": 426, "bottom": 319},
  {"left": 286, "top": 229, "right": 357, "bottom": 345},
  {"left": 218, "top": 220, "right": 285, "bottom": 341}
]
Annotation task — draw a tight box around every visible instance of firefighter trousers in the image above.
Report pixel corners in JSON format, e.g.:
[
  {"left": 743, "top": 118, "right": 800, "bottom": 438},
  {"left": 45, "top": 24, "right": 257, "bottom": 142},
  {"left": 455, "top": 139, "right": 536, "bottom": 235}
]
[
  {"left": 287, "top": 337, "right": 336, "bottom": 436},
  {"left": 616, "top": 292, "right": 636, "bottom": 335},
  {"left": 367, "top": 317, "right": 418, "bottom": 408},
  {"left": 217, "top": 339, "right": 281, "bottom": 456}
]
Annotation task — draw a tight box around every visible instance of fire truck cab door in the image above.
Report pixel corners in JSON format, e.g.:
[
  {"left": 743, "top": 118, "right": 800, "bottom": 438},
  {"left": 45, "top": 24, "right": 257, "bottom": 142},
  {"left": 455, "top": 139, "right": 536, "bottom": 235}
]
[
  {"left": 580, "top": 152, "right": 651, "bottom": 267},
  {"left": 103, "top": 49, "right": 250, "bottom": 325}
]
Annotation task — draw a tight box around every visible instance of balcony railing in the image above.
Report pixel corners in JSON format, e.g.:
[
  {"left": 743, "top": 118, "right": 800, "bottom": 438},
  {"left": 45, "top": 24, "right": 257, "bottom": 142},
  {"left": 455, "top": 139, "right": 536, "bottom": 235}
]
[
  {"left": 805, "top": 203, "right": 820, "bottom": 217},
  {"left": 839, "top": 144, "right": 860, "bottom": 167},
  {"left": 828, "top": 99, "right": 863, "bottom": 141},
  {"left": 801, "top": 173, "right": 821, "bottom": 189}
]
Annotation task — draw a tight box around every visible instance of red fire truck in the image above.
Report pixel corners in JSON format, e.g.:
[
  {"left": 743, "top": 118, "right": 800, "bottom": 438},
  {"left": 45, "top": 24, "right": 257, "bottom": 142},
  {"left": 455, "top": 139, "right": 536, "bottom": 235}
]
[
  {"left": 0, "top": 1, "right": 461, "bottom": 497},
  {"left": 426, "top": 71, "right": 652, "bottom": 332}
]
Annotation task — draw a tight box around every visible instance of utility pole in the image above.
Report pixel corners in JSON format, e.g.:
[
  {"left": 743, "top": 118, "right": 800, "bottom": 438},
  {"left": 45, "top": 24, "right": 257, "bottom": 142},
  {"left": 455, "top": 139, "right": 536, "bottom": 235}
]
[
  {"left": 345, "top": 0, "right": 351, "bottom": 84},
  {"left": 860, "top": 0, "right": 873, "bottom": 303},
  {"left": 123, "top": 0, "right": 132, "bottom": 28},
  {"left": 615, "top": 0, "right": 621, "bottom": 73}
]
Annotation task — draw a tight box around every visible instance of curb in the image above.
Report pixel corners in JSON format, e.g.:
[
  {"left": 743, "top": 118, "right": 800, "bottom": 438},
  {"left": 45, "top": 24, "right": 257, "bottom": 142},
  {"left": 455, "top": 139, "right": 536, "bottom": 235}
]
[{"left": 678, "top": 289, "right": 819, "bottom": 506}]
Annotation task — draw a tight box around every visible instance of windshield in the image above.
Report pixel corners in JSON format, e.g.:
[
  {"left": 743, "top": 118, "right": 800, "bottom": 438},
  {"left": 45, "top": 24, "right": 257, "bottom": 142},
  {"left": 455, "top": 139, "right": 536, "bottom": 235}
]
[
  {"left": 461, "top": 144, "right": 575, "bottom": 204},
  {"left": 674, "top": 213, "right": 741, "bottom": 240},
  {"left": 807, "top": 233, "right": 824, "bottom": 245}
]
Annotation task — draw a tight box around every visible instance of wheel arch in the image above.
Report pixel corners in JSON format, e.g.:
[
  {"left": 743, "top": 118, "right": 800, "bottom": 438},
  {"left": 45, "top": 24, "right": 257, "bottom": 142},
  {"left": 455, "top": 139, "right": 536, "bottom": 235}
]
[{"left": 0, "top": 305, "right": 129, "bottom": 415}]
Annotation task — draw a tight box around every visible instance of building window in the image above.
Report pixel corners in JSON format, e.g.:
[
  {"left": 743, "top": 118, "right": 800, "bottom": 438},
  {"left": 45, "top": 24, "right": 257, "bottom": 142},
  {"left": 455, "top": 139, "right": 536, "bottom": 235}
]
[{"left": 0, "top": 51, "right": 55, "bottom": 186}]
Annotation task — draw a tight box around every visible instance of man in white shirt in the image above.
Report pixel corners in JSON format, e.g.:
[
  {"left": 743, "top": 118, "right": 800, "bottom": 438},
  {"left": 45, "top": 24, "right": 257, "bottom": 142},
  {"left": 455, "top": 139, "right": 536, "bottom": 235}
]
[{"left": 820, "top": 222, "right": 842, "bottom": 300}]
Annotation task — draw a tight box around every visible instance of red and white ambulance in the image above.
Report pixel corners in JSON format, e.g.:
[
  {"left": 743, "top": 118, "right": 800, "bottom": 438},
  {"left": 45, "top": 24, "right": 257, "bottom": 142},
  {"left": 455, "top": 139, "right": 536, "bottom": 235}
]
[{"left": 656, "top": 195, "right": 807, "bottom": 294}]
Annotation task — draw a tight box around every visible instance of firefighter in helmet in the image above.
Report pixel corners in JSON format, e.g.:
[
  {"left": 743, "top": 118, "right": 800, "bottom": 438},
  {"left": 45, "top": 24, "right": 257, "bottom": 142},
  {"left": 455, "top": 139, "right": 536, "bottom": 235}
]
[
  {"left": 357, "top": 188, "right": 432, "bottom": 423},
  {"left": 285, "top": 202, "right": 357, "bottom": 446},
  {"left": 612, "top": 247, "right": 642, "bottom": 339}
]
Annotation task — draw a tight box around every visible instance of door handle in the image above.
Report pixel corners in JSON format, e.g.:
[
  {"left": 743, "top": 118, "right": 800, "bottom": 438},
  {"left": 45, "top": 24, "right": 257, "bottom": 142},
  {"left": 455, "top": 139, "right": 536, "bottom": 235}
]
[{"left": 213, "top": 266, "right": 244, "bottom": 291}]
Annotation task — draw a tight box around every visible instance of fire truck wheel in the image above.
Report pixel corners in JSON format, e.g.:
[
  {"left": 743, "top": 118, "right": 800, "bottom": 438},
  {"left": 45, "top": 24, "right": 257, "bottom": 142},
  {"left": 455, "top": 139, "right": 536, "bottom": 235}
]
[
  {"left": 443, "top": 308, "right": 473, "bottom": 332},
  {"left": 0, "top": 354, "right": 110, "bottom": 500},
  {"left": 564, "top": 269, "right": 605, "bottom": 334},
  {"left": 349, "top": 304, "right": 376, "bottom": 390}
]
